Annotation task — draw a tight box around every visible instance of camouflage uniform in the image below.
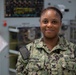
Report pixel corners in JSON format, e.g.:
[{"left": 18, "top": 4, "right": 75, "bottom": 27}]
[{"left": 16, "top": 36, "right": 76, "bottom": 75}]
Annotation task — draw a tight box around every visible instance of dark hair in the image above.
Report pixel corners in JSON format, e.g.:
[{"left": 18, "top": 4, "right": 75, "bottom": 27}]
[{"left": 40, "top": 6, "right": 63, "bottom": 19}]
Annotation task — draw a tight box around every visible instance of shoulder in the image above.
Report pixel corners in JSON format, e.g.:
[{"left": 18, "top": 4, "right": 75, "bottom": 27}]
[
  {"left": 65, "top": 39, "right": 76, "bottom": 50},
  {"left": 25, "top": 38, "right": 43, "bottom": 57},
  {"left": 60, "top": 36, "right": 76, "bottom": 48},
  {"left": 59, "top": 36, "right": 76, "bottom": 54},
  {"left": 60, "top": 37, "right": 76, "bottom": 57},
  {"left": 26, "top": 38, "right": 42, "bottom": 50}
]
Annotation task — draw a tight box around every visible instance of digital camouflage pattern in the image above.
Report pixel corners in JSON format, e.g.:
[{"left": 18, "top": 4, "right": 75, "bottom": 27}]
[{"left": 16, "top": 36, "right": 76, "bottom": 75}]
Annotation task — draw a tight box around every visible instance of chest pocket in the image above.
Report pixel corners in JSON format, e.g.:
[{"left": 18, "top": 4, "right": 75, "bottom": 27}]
[
  {"left": 58, "top": 55, "right": 76, "bottom": 75},
  {"left": 64, "top": 56, "right": 76, "bottom": 75},
  {"left": 27, "top": 58, "right": 44, "bottom": 71}
]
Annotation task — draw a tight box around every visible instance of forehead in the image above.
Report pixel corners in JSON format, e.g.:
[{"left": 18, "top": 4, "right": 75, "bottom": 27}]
[{"left": 41, "top": 9, "right": 61, "bottom": 19}]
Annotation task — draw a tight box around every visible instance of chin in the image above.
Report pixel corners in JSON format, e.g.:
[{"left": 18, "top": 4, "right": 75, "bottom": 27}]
[
  {"left": 45, "top": 37, "right": 55, "bottom": 39},
  {"left": 44, "top": 35, "right": 58, "bottom": 39}
]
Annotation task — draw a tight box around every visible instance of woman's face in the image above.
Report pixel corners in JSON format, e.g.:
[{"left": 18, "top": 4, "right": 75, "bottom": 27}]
[{"left": 40, "top": 9, "right": 62, "bottom": 39}]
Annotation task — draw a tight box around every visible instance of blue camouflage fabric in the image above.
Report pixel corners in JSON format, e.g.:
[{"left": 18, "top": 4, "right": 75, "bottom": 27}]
[{"left": 16, "top": 36, "right": 76, "bottom": 75}]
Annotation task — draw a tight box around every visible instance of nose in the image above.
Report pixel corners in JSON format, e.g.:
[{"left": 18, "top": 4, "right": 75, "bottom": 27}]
[{"left": 47, "top": 22, "right": 52, "bottom": 27}]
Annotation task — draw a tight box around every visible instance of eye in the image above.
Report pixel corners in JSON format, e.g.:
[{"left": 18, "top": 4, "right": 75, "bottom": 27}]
[
  {"left": 42, "top": 19, "right": 48, "bottom": 24},
  {"left": 51, "top": 20, "right": 58, "bottom": 24}
]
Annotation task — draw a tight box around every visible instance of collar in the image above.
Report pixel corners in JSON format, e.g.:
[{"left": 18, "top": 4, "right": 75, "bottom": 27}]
[{"left": 36, "top": 36, "right": 69, "bottom": 53}]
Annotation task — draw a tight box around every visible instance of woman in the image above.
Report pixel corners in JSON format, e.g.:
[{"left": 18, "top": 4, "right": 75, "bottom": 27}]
[{"left": 16, "top": 6, "right": 76, "bottom": 75}]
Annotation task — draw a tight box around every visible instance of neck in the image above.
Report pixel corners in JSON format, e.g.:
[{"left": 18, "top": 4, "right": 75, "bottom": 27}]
[{"left": 43, "top": 36, "right": 59, "bottom": 50}]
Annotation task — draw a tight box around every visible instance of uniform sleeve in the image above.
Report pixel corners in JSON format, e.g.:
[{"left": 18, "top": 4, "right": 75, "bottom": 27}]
[
  {"left": 74, "top": 45, "right": 76, "bottom": 74},
  {"left": 16, "top": 53, "right": 28, "bottom": 75},
  {"left": 16, "top": 43, "right": 33, "bottom": 75}
]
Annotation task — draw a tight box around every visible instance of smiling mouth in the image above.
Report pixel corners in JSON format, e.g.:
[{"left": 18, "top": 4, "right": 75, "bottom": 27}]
[{"left": 46, "top": 29, "right": 54, "bottom": 32}]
